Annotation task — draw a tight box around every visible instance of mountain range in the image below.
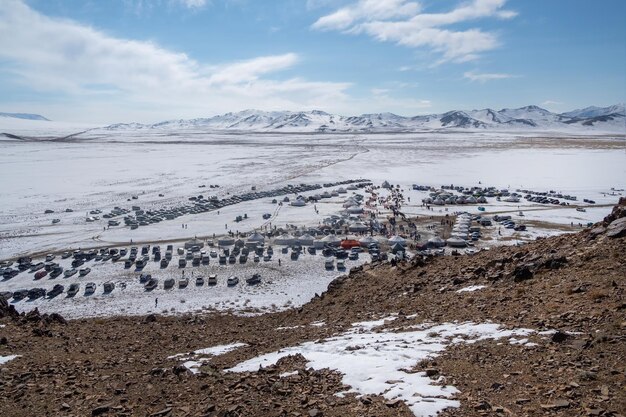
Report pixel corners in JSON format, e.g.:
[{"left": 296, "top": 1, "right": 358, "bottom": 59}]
[
  {"left": 2, "top": 105, "right": 624, "bottom": 133},
  {"left": 0, "top": 112, "right": 49, "bottom": 121},
  {"left": 100, "top": 104, "right": 625, "bottom": 133}
]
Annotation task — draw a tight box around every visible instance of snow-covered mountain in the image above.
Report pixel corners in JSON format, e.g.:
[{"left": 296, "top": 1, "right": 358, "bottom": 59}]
[
  {"left": 561, "top": 104, "right": 625, "bottom": 119},
  {"left": 0, "top": 112, "right": 49, "bottom": 121},
  {"left": 95, "top": 103, "right": 626, "bottom": 133}
]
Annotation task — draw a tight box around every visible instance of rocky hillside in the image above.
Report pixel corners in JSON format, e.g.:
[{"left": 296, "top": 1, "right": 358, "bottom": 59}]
[{"left": 0, "top": 200, "right": 624, "bottom": 417}]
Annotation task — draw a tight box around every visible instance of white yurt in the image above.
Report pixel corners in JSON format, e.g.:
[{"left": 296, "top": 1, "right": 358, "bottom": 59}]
[
  {"left": 274, "top": 233, "right": 295, "bottom": 246},
  {"left": 245, "top": 232, "right": 265, "bottom": 247},
  {"left": 313, "top": 238, "right": 326, "bottom": 249},
  {"left": 290, "top": 198, "right": 306, "bottom": 207},
  {"left": 375, "top": 236, "right": 389, "bottom": 245},
  {"left": 348, "top": 222, "right": 368, "bottom": 233},
  {"left": 359, "top": 235, "right": 377, "bottom": 247},
  {"left": 388, "top": 235, "right": 406, "bottom": 247},
  {"left": 217, "top": 236, "right": 235, "bottom": 246},
  {"left": 427, "top": 236, "right": 446, "bottom": 247},
  {"left": 296, "top": 233, "right": 315, "bottom": 246},
  {"left": 321, "top": 234, "right": 341, "bottom": 247},
  {"left": 446, "top": 237, "right": 467, "bottom": 247}
]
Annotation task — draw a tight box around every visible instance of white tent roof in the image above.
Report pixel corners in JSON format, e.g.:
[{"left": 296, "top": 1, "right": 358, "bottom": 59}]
[
  {"left": 359, "top": 236, "right": 376, "bottom": 244},
  {"left": 217, "top": 237, "right": 235, "bottom": 246},
  {"left": 247, "top": 232, "right": 265, "bottom": 242},
  {"left": 388, "top": 235, "right": 406, "bottom": 244}
]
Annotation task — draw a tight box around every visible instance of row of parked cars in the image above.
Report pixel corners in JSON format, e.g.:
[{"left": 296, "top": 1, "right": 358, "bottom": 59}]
[
  {"left": 1, "top": 281, "right": 111, "bottom": 303},
  {"left": 138, "top": 272, "right": 258, "bottom": 291}
]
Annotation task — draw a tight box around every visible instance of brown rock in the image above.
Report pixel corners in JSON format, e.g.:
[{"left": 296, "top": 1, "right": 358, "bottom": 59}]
[
  {"left": 385, "top": 399, "right": 402, "bottom": 408},
  {"left": 150, "top": 407, "right": 172, "bottom": 416},
  {"left": 540, "top": 400, "right": 570, "bottom": 409},
  {"left": 606, "top": 217, "right": 626, "bottom": 238},
  {"left": 92, "top": 404, "right": 111, "bottom": 416}
]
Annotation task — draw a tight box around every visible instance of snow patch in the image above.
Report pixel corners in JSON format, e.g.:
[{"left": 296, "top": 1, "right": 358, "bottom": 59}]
[
  {"left": 227, "top": 322, "right": 538, "bottom": 417},
  {"left": 276, "top": 325, "right": 305, "bottom": 330},
  {"left": 351, "top": 315, "right": 398, "bottom": 330},
  {"left": 170, "top": 342, "right": 247, "bottom": 374},
  {"left": 456, "top": 285, "right": 487, "bottom": 293},
  {"left": 194, "top": 342, "right": 248, "bottom": 356},
  {"left": 0, "top": 355, "right": 20, "bottom": 365}
]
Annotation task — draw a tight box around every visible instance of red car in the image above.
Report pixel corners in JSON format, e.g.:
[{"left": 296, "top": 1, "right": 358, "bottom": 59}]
[{"left": 34, "top": 270, "right": 48, "bottom": 280}]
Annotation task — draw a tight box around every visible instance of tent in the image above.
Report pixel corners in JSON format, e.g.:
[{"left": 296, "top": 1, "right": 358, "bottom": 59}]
[
  {"left": 217, "top": 237, "right": 235, "bottom": 246},
  {"left": 391, "top": 242, "right": 405, "bottom": 254},
  {"left": 388, "top": 235, "right": 406, "bottom": 246},
  {"left": 244, "top": 233, "right": 264, "bottom": 248},
  {"left": 296, "top": 233, "right": 314, "bottom": 246},
  {"left": 446, "top": 237, "right": 467, "bottom": 247},
  {"left": 427, "top": 236, "right": 446, "bottom": 248},
  {"left": 348, "top": 221, "right": 368, "bottom": 232},
  {"left": 274, "top": 233, "right": 295, "bottom": 246},
  {"left": 340, "top": 239, "right": 361, "bottom": 249},
  {"left": 359, "top": 235, "right": 377, "bottom": 247},
  {"left": 321, "top": 234, "right": 341, "bottom": 247}
]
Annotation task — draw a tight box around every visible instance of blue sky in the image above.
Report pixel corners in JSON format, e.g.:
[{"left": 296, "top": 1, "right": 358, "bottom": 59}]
[{"left": 0, "top": 0, "right": 624, "bottom": 123}]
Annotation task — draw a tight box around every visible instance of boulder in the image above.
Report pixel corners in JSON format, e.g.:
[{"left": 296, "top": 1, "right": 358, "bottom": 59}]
[{"left": 606, "top": 217, "right": 626, "bottom": 238}]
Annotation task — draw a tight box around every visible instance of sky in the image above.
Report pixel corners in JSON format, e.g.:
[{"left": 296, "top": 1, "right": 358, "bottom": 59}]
[{"left": 0, "top": 0, "right": 624, "bottom": 123}]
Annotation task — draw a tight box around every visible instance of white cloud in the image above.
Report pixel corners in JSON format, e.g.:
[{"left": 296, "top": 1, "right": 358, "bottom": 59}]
[
  {"left": 208, "top": 54, "right": 298, "bottom": 84},
  {"left": 463, "top": 71, "right": 515, "bottom": 82},
  {"left": 312, "top": 0, "right": 516, "bottom": 63},
  {"left": 371, "top": 88, "right": 390, "bottom": 95},
  {"left": 178, "top": 0, "right": 207, "bottom": 8},
  {"left": 0, "top": 0, "right": 351, "bottom": 122},
  {"left": 312, "top": 0, "right": 420, "bottom": 31},
  {"left": 541, "top": 100, "right": 563, "bottom": 106}
]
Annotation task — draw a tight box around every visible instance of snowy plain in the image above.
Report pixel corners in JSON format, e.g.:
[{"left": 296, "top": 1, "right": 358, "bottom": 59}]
[{"left": 0, "top": 123, "right": 625, "bottom": 319}]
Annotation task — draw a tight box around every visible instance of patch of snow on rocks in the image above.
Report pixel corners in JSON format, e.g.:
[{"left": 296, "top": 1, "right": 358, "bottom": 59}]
[
  {"left": 227, "top": 321, "right": 538, "bottom": 417},
  {"left": 0, "top": 355, "right": 20, "bottom": 366},
  {"left": 456, "top": 285, "right": 488, "bottom": 293},
  {"left": 169, "top": 342, "right": 248, "bottom": 373}
]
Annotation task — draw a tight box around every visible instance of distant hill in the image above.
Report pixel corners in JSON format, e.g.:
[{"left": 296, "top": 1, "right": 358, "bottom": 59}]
[
  {"left": 100, "top": 104, "right": 625, "bottom": 133},
  {"left": 0, "top": 112, "right": 49, "bottom": 121}
]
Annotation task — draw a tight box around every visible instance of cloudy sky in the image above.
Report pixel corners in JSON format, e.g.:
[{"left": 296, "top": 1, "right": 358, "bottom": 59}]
[{"left": 0, "top": 0, "right": 624, "bottom": 123}]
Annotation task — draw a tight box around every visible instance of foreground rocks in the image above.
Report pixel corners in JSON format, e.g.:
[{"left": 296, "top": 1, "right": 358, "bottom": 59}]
[{"left": 1, "top": 200, "right": 625, "bottom": 416}]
